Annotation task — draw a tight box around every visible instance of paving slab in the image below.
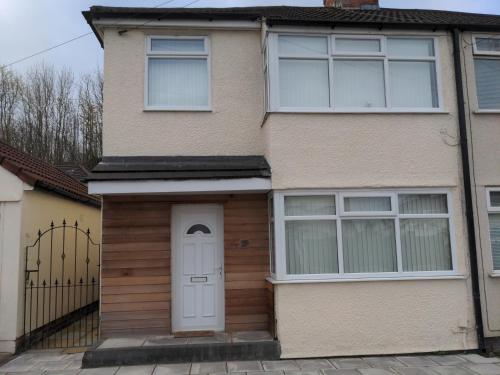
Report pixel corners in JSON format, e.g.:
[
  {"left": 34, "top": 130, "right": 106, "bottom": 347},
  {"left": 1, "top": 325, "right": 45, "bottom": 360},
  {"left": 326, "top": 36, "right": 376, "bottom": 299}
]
[
  {"left": 79, "top": 367, "right": 119, "bottom": 375},
  {"left": 459, "top": 354, "right": 500, "bottom": 364},
  {"left": 45, "top": 371, "right": 81, "bottom": 375},
  {"left": 322, "top": 370, "right": 361, "bottom": 375},
  {"left": 98, "top": 338, "right": 146, "bottom": 349},
  {"left": 295, "top": 359, "right": 334, "bottom": 371},
  {"left": 425, "top": 355, "right": 466, "bottom": 366},
  {"left": 358, "top": 369, "right": 396, "bottom": 375},
  {"left": 395, "top": 357, "right": 437, "bottom": 367},
  {"left": 262, "top": 361, "right": 300, "bottom": 371},
  {"left": 284, "top": 371, "right": 321, "bottom": 375},
  {"left": 430, "top": 366, "right": 475, "bottom": 375},
  {"left": 227, "top": 361, "right": 263, "bottom": 372},
  {"left": 115, "top": 365, "right": 155, "bottom": 375},
  {"left": 363, "top": 357, "right": 404, "bottom": 368},
  {"left": 153, "top": 364, "right": 191, "bottom": 375},
  {"left": 392, "top": 368, "right": 438, "bottom": 375},
  {"left": 190, "top": 362, "right": 227, "bottom": 374},
  {"left": 461, "top": 363, "right": 500, "bottom": 375},
  {"left": 247, "top": 371, "right": 284, "bottom": 375},
  {"left": 329, "top": 359, "right": 370, "bottom": 370}
]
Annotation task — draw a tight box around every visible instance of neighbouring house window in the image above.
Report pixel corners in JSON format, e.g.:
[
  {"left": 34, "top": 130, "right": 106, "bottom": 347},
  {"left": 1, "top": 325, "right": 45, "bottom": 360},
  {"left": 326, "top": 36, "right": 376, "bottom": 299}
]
[
  {"left": 272, "top": 190, "right": 455, "bottom": 280},
  {"left": 473, "top": 36, "right": 500, "bottom": 110},
  {"left": 487, "top": 189, "right": 500, "bottom": 271},
  {"left": 146, "top": 36, "right": 210, "bottom": 110},
  {"left": 268, "top": 34, "right": 441, "bottom": 112}
]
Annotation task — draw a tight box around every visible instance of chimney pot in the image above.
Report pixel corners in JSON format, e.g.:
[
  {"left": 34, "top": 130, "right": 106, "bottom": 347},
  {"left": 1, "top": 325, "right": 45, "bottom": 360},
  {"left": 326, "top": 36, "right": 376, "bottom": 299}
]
[{"left": 323, "top": 0, "right": 379, "bottom": 9}]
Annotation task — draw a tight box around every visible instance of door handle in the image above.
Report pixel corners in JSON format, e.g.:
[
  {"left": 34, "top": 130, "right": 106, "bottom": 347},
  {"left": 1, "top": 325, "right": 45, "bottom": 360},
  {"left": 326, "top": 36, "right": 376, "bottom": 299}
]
[{"left": 215, "top": 265, "right": 223, "bottom": 278}]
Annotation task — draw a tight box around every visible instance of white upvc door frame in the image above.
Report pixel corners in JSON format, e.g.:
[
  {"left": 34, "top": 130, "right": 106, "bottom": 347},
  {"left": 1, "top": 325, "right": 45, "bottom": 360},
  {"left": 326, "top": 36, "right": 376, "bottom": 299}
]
[{"left": 171, "top": 204, "right": 225, "bottom": 332}]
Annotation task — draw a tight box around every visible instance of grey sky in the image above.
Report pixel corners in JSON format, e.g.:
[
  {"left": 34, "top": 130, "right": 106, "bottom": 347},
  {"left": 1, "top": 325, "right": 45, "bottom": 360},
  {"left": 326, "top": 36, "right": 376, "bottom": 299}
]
[{"left": 1, "top": 0, "right": 500, "bottom": 76}]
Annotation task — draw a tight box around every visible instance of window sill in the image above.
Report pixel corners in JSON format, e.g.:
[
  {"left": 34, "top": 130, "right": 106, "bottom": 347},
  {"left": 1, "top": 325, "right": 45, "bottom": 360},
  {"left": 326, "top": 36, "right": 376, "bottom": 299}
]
[
  {"left": 144, "top": 107, "right": 212, "bottom": 112},
  {"left": 474, "top": 110, "right": 500, "bottom": 114},
  {"left": 270, "top": 109, "right": 450, "bottom": 115},
  {"left": 489, "top": 272, "right": 500, "bottom": 278},
  {"left": 266, "top": 275, "right": 466, "bottom": 284}
]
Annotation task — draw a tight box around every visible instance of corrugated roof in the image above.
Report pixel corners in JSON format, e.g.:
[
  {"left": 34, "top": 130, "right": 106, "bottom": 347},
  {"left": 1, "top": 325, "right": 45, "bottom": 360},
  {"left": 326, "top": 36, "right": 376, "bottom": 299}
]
[
  {"left": 88, "top": 156, "right": 271, "bottom": 181},
  {"left": 83, "top": 6, "right": 500, "bottom": 39},
  {"left": 0, "top": 141, "right": 100, "bottom": 206}
]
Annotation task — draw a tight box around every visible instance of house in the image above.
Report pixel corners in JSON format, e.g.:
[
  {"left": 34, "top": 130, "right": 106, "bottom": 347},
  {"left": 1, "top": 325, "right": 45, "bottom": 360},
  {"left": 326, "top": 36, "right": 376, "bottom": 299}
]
[
  {"left": 0, "top": 141, "right": 101, "bottom": 353},
  {"left": 83, "top": 0, "right": 500, "bottom": 361}
]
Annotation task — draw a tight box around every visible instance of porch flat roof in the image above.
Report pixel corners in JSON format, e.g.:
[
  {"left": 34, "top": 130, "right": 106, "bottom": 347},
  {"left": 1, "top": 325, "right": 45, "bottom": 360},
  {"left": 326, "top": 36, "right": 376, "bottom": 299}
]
[{"left": 87, "top": 156, "right": 271, "bottom": 181}]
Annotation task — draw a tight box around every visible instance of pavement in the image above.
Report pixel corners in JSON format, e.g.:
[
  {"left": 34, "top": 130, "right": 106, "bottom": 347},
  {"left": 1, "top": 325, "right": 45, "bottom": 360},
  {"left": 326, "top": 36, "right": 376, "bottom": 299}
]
[{"left": 0, "top": 350, "right": 500, "bottom": 375}]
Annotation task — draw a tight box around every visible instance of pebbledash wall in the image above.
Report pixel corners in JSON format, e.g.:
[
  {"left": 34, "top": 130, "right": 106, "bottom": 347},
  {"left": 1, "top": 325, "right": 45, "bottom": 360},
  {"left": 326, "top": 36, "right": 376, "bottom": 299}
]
[
  {"left": 462, "top": 31, "right": 500, "bottom": 342},
  {"left": 102, "top": 26, "right": 478, "bottom": 356}
]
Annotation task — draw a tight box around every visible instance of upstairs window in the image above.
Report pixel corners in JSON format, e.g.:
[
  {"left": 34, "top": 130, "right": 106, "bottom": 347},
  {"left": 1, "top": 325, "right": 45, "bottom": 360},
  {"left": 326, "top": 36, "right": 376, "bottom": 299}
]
[
  {"left": 268, "top": 34, "right": 441, "bottom": 112},
  {"left": 146, "top": 36, "right": 210, "bottom": 110},
  {"left": 487, "top": 189, "right": 500, "bottom": 272},
  {"left": 473, "top": 36, "right": 500, "bottom": 110}
]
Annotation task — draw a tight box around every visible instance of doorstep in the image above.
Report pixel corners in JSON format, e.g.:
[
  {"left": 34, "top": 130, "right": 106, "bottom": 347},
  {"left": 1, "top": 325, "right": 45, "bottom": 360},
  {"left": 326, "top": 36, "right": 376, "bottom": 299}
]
[{"left": 82, "top": 331, "right": 280, "bottom": 368}]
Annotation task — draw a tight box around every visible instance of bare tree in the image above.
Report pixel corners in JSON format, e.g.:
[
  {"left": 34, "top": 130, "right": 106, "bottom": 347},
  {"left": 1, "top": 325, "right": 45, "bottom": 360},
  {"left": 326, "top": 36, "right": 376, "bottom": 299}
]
[{"left": 0, "top": 64, "right": 103, "bottom": 169}]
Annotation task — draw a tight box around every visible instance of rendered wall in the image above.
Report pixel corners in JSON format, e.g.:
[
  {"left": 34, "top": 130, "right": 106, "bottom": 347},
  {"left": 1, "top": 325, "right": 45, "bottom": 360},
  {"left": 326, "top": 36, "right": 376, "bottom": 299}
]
[
  {"left": 462, "top": 31, "right": 500, "bottom": 339},
  {"left": 102, "top": 28, "right": 265, "bottom": 157}
]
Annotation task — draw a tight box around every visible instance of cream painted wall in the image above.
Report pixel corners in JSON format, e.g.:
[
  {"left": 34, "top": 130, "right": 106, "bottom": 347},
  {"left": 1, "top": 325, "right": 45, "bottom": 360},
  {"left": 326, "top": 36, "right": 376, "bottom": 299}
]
[
  {"left": 275, "top": 279, "right": 477, "bottom": 358},
  {"left": 102, "top": 28, "right": 265, "bottom": 156},
  {"left": 462, "top": 31, "right": 500, "bottom": 338}
]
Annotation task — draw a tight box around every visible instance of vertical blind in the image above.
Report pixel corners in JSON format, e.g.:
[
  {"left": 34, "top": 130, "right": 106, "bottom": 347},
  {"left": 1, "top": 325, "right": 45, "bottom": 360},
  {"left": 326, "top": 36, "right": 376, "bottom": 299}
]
[
  {"left": 489, "top": 214, "right": 500, "bottom": 271},
  {"left": 399, "top": 194, "right": 448, "bottom": 214},
  {"left": 474, "top": 59, "right": 500, "bottom": 109},
  {"left": 342, "top": 219, "right": 397, "bottom": 273},
  {"left": 148, "top": 58, "right": 208, "bottom": 107},
  {"left": 389, "top": 61, "right": 438, "bottom": 108},
  {"left": 333, "top": 60, "right": 386, "bottom": 108}
]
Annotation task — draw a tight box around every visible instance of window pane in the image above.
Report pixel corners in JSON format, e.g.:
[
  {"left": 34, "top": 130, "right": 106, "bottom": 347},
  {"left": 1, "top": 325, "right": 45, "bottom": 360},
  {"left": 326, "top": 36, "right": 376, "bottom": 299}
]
[
  {"left": 286, "top": 221, "right": 338, "bottom": 274},
  {"left": 279, "top": 59, "right": 330, "bottom": 107},
  {"left": 474, "top": 59, "right": 500, "bottom": 109},
  {"left": 342, "top": 219, "right": 397, "bottom": 273},
  {"left": 400, "top": 218, "right": 452, "bottom": 271},
  {"left": 491, "top": 191, "right": 500, "bottom": 207},
  {"left": 344, "top": 196, "right": 392, "bottom": 212},
  {"left": 333, "top": 60, "right": 386, "bottom": 108},
  {"left": 387, "top": 38, "right": 435, "bottom": 57},
  {"left": 476, "top": 38, "right": 500, "bottom": 53},
  {"left": 398, "top": 194, "right": 448, "bottom": 214},
  {"left": 279, "top": 35, "right": 328, "bottom": 55},
  {"left": 151, "top": 38, "right": 205, "bottom": 52},
  {"left": 489, "top": 214, "right": 500, "bottom": 270},
  {"left": 336, "top": 38, "right": 381, "bottom": 53},
  {"left": 389, "top": 61, "right": 438, "bottom": 108},
  {"left": 285, "top": 196, "right": 336, "bottom": 216},
  {"left": 148, "top": 58, "right": 208, "bottom": 107}
]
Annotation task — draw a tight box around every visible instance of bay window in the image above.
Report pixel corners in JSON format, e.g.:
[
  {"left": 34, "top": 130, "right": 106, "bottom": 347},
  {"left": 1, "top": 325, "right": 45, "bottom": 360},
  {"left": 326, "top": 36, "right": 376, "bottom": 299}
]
[
  {"left": 268, "top": 34, "right": 441, "bottom": 112},
  {"left": 271, "top": 190, "right": 456, "bottom": 281},
  {"left": 145, "top": 36, "right": 210, "bottom": 110},
  {"left": 473, "top": 36, "right": 500, "bottom": 110},
  {"left": 487, "top": 189, "right": 500, "bottom": 272}
]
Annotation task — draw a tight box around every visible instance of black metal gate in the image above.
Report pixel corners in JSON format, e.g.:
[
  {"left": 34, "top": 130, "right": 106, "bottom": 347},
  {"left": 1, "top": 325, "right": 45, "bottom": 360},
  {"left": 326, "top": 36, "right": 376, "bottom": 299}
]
[{"left": 21, "top": 220, "right": 100, "bottom": 351}]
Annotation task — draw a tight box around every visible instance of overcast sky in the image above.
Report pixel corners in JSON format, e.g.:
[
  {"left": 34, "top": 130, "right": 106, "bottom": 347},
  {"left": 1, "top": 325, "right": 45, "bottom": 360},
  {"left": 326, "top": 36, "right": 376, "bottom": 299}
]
[{"left": 1, "top": 0, "right": 500, "bottom": 77}]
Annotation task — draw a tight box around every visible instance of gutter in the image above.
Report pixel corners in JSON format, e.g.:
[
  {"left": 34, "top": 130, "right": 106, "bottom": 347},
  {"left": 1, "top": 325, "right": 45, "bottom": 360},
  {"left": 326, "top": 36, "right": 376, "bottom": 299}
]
[{"left": 451, "top": 27, "right": 485, "bottom": 352}]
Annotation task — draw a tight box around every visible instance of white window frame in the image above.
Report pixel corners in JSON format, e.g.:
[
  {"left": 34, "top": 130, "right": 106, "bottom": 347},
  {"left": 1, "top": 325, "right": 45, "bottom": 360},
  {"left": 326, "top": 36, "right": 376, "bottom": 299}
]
[
  {"left": 486, "top": 188, "right": 500, "bottom": 274},
  {"left": 473, "top": 35, "right": 500, "bottom": 112},
  {"left": 144, "top": 35, "right": 212, "bottom": 111},
  {"left": 267, "top": 33, "right": 443, "bottom": 113},
  {"left": 272, "top": 189, "right": 457, "bottom": 282},
  {"left": 473, "top": 35, "right": 500, "bottom": 56}
]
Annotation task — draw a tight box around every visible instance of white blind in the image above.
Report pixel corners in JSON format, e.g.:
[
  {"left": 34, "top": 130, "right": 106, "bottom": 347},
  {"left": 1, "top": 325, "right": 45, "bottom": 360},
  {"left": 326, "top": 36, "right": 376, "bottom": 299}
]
[
  {"left": 344, "top": 196, "right": 391, "bottom": 212},
  {"left": 148, "top": 58, "right": 208, "bottom": 107},
  {"left": 476, "top": 38, "right": 500, "bottom": 52},
  {"left": 387, "top": 38, "right": 435, "bottom": 57},
  {"left": 333, "top": 60, "right": 386, "bottom": 108},
  {"left": 336, "top": 38, "right": 381, "bottom": 53},
  {"left": 286, "top": 221, "right": 338, "bottom": 274},
  {"left": 474, "top": 59, "right": 500, "bottom": 109},
  {"left": 400, "top": 219, "right": 452, "bottom": 271},
  {"left": 389, "top": 61, "right": 438, "bottom": 108},
  {"left": 399, "top": 194, "right": 448, "bottom": 214},
  {"left": 279, "top": 35, "right": 328, "bottom": 55},
  {"left": 279, "top": 59, "right": 330, "bottom": 108},
  {"left": 342, "top": 219, "right": 397, "bottom": 273},
  {"left": 285, "top": 196, "right": 336, "bottom": 216},
  {"left": 151, "top": 38, "right": 205, "bottom": 53},
  {"left": 490, "top": 214, "right": 500, "bottom": 270},
  {"left": 491, "top": 191, "right": 500, "bottom": 207}
]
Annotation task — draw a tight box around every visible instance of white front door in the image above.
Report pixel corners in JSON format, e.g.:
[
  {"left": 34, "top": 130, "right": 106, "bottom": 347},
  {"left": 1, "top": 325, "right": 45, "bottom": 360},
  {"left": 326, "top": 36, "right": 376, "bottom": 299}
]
[{"left": 172, "top": 205, "right": 224, "bottom": 332}]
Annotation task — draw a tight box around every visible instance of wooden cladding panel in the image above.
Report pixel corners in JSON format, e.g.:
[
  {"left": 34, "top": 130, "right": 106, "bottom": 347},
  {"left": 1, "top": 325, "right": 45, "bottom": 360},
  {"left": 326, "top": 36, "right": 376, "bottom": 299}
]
[{"left": 101, "top": 194, "right": 270, "bottom": 337}]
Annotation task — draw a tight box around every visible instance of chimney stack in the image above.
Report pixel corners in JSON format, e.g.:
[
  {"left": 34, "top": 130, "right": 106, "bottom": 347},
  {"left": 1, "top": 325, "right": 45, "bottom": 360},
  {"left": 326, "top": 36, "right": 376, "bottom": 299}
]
[{"left": 323, "top": 0, "right": 379, "bottom": 9}]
